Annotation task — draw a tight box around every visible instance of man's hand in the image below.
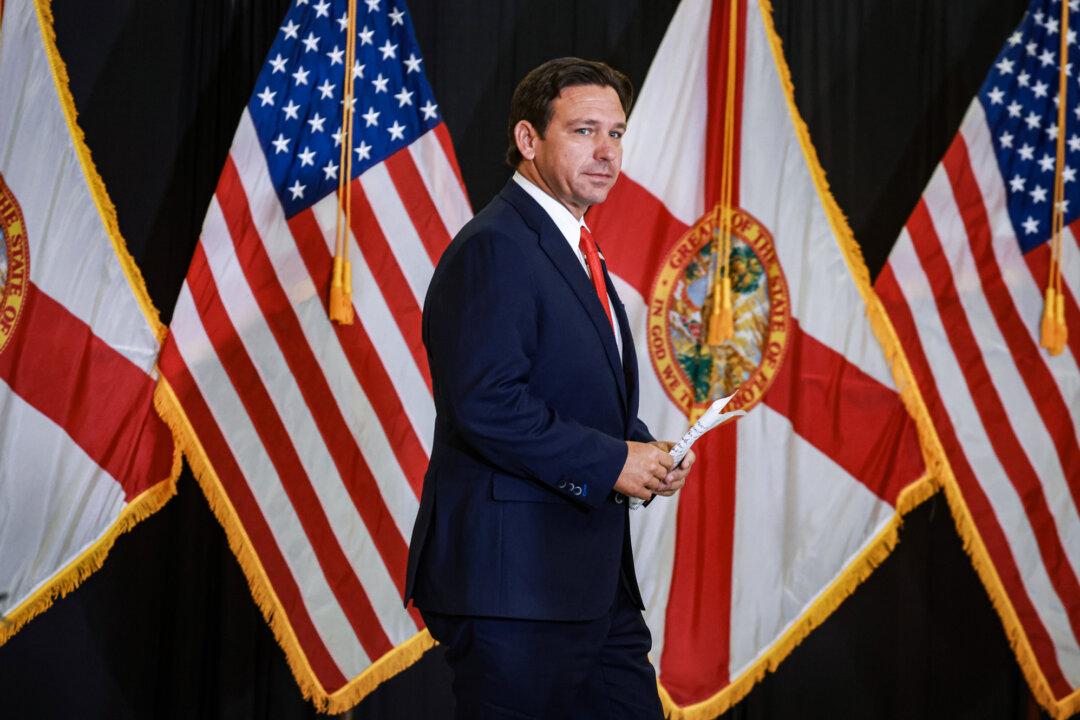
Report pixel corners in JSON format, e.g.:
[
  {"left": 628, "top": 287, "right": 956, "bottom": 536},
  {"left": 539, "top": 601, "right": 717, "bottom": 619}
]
[
  {"left": 648, "top": 440, "right": 695, "bottom": 497},
  {"left": 614, "top": 441, "right": 674, "bottom": 500}
]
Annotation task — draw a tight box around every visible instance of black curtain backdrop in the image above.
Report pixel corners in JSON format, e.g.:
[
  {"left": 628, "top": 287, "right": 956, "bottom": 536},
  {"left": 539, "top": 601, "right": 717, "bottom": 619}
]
[{"left": 0, "top": 1, "right": 1064, "bottom": 718}]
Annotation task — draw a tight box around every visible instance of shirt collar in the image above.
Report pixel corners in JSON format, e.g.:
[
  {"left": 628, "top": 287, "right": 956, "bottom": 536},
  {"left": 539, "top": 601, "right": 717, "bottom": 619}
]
[{"left": 512, "top": 171, "right": 589, "bottom": 246}]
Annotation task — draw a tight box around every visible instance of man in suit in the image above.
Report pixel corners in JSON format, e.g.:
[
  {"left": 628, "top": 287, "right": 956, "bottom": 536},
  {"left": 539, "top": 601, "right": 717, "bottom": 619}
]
[{"left": 405, "top": 57, "right": 696, "bottom": 719}]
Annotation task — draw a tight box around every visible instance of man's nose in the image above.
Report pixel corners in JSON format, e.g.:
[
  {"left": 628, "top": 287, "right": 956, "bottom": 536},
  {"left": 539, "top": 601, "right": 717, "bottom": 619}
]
[{"left": 595, "top": 136, "right": 617, "bottom": 161}]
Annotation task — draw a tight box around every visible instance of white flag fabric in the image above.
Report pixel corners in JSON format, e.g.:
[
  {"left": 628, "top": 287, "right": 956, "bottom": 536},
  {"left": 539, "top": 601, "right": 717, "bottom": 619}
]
[
  {"left": 590, "top": 0, "right": 935, "bottom": 715},
  {"left": 0, "top": 0, "right": 178, "bottom": 644}
]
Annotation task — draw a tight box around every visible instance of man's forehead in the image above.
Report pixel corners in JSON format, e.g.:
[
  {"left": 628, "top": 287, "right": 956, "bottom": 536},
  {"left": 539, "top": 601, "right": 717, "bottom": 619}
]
[{"left": 552, "top": 84, "right": 626, "bottom": 122}]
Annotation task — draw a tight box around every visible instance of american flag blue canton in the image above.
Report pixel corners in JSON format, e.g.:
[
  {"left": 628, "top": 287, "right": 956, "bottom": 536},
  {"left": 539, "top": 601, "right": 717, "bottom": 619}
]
[
  {"left": 249, "top": 0, "right": 440, "bottom": 218},
  {"left": 981, "top": 0, "right": 1080, "bottom": 253}
]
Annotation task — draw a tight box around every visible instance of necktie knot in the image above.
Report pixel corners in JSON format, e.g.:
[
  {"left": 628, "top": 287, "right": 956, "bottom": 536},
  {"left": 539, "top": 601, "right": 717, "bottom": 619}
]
[{"left": 579, "top": 226, "right": 614, "bottom": 329}]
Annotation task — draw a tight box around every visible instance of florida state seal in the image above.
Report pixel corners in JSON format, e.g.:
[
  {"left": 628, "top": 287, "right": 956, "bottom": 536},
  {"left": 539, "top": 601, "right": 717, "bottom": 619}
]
[
  {"left": 0, "top": 173, "right": 30, "bottom": 356},
  {"left": 647, "top": 204, "right": 791, "bottom": 419}
]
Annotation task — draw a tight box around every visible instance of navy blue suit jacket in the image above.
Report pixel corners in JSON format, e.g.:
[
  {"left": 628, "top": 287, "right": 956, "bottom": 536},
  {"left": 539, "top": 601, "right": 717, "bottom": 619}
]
[{"left": 405, "top": 179, "right": 654, "bottom": 621}]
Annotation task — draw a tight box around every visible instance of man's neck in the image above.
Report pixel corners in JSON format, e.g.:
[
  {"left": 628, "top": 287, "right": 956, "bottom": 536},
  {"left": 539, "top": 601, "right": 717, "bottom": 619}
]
[{"left": 516, "top": 163, "right": 586, "bottom": 220}]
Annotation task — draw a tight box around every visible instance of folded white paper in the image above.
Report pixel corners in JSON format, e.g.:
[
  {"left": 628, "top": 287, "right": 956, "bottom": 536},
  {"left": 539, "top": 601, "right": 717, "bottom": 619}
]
[{"left": 627, "top": 391, "right": 747, "bottom": 509}]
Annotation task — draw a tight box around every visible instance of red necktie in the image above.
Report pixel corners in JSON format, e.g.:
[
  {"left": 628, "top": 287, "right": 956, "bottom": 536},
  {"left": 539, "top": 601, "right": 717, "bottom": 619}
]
[{"left": 579, "top": 226, "right": 614, "bottom": 329}]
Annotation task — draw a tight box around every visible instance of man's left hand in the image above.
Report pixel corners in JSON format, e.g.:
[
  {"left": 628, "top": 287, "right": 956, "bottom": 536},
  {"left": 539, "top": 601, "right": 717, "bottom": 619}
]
[{"left": 648, "top": 441, "right": 695, "bottom": 497}]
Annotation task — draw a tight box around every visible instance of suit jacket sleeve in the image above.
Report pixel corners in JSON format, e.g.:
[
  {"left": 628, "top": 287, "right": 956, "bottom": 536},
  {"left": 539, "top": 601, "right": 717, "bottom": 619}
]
[
  {"left": 628, "top": 417, "right": 654, "bottom": 443},
  {"left": 425, "top": 230, "right": 627, "bottom": 510}
]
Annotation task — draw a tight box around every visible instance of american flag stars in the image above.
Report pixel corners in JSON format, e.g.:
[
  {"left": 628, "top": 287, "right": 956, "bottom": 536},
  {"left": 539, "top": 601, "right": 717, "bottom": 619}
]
[
  {"left": 982, "top": 1, "right": 1080, "bottom": 246},
  {"left": 251, "top": 0, "right": 441, "bottom": 217}
]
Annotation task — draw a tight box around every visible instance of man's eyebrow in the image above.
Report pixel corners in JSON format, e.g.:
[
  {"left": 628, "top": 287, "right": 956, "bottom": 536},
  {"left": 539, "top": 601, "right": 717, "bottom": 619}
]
[{"left": 568, "top": 118, "right": 628, "bottom": 130}]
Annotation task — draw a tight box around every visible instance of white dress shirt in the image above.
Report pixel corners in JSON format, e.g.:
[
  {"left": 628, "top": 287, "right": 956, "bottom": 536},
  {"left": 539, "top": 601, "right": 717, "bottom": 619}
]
[{"left": 512, "top": 172, "right": 624, "bottom": 362}]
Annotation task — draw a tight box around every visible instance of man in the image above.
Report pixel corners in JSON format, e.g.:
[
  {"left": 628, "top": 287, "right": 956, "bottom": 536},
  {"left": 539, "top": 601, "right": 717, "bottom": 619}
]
[{"left": 405, "top": 57, "right": 695, "bottom": 719}]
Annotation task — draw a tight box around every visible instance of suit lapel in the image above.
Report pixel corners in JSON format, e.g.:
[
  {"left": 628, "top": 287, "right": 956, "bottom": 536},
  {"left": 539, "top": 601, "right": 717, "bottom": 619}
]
[
  {"left": 602, "top": 258, "right": 640, "bottom": 416},
  {"left": 500, "top": 181, "right": 629, "bottom": 411}
]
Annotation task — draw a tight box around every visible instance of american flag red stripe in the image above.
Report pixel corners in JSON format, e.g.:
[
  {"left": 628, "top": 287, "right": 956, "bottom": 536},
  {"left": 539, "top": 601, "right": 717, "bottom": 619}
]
[
  {"left": 384, "top": 150, "right": 455, "bottom": 261},
  {"left": 344, "top": 188, "right": 431, "bottom": 390}
]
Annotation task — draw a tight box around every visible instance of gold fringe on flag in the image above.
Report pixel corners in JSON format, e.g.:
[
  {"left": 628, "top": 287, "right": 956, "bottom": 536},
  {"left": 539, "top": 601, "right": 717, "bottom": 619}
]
[{"left": 329, "top": 0, "right": 359, "bottom": 325}]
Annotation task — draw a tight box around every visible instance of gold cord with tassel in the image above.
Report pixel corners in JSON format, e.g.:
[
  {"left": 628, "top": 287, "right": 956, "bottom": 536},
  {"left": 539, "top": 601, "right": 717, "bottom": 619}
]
[
  {"left": 1042, "top": 0, "right": 1069, "bottom": 354},
  {"left": 707, "top": 0, "right": 739, "bottom": 346},
  {"left": 329, "top": 0, "right": 359, "bottom": 325}
]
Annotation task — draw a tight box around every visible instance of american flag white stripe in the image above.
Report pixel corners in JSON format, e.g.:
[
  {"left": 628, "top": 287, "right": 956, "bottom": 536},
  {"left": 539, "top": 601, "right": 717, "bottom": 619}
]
[
  {"left": 198, "top": 197, "right": 419, "bottom": 646},
  {"left": 309, "top": 194, "right": 437, "bottom": 448},
  {"left": 885, "top": 229, "right": 1080, "bottom": 685},
  {"left": 408, "top": 128, "right": 472, "bottom": 237},
  {"left": 358, "top": 164, "right": 437, "bottom": 305},
  {"left": 169, "top": 284, "right": 371, "bottom": 677}
]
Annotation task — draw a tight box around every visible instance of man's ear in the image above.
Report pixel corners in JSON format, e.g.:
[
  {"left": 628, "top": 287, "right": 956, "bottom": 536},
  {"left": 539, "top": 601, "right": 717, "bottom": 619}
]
[{"left": 514, "top": 120, "right": 539, "bottom": 161}]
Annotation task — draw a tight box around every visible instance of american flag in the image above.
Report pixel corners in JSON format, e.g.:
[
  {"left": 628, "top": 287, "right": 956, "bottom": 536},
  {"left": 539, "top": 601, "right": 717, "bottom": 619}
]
[
  {"left": 157, "top": 0, "right": 470, "bottom": 709},
  {"left": 875, "top": 0, "right": 1080, "bottom": 713}
]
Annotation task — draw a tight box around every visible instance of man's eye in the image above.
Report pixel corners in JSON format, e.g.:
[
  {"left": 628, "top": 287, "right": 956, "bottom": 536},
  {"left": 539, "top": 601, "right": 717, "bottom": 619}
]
[
  {"left": 576, "top": 128, "right": 592, "bottom": 135},
  {"left": 609, "top": 131, "right": 623, "bottom": 140}
]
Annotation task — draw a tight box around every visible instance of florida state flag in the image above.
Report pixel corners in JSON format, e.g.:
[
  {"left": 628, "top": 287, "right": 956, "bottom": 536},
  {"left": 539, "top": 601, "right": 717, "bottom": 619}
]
[
  {"left": 0, "top": 0, "right": 178, "bottom": 643},
  {"left": 590, "top": 0, "right": 934, "bottom": 715}
]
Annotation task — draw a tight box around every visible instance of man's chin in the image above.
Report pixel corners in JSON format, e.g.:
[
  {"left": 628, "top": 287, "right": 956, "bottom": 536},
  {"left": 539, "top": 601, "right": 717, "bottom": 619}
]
[{"left": 579, "top": 183, "right": 618, "bottom": 207}]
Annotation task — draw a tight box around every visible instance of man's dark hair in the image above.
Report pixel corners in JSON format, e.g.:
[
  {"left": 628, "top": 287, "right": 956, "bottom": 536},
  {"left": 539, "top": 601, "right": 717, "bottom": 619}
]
[{"left": 505, "top": 57, "right": 634, "bottom": 168}]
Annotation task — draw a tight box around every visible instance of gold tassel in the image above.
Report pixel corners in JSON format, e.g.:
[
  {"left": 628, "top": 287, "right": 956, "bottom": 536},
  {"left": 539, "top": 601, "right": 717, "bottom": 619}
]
[
  {"left": 707, "top": 275, "right": 734, "bottom": 346},
  {"left": 1040, "top": 286, "right": 1057, "bottom": 351},
  {"left": 1051, "top": 288, "right": 1067, "bottom": 355},
  {"left": 329, "top": 255, "right": 354, "bottom": 324}
]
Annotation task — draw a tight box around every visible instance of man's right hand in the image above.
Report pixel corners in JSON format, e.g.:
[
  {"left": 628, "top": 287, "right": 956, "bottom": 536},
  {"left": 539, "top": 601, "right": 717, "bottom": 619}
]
[{"left": 613, "top": 441, "right": 674, "bottom": 500}]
